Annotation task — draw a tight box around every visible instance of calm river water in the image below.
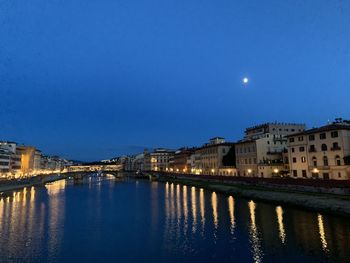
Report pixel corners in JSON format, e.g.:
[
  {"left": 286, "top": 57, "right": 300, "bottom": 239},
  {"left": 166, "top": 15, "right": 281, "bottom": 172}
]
[{"left": 0, "top": 177, "right": 349, "bottom": 263}]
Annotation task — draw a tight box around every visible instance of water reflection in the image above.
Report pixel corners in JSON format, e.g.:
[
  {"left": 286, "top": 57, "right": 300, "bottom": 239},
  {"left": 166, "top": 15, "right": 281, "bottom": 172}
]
[
  {"left": 228, "top": 196, "right": 235, "bottom": 235},
  {"left": 191, "top": 187, "right": 197, "bottom": 233},
  {"left": 318, "top": 214, "right": 328, "bottom": 252},
  {"left": 276, "top": 206, "right": 286, "bottom": 244},
  {"left": 47, "top": 180, "right": 66, "bottom": 261},
  {"left": 183, "top": 185, "right": 189, "bottom": 235},
  {"left": 0, "top": 179, "right": 349, "bottom": 263},
  {"left": 248, "top": 201, "right": 263, "bottom": 263},
  {"left": 46, "top": 179, "right": 66, "bottom": 196},
  {"left": 211, "top": 191, "right": 218, "bottom": 238},
  {"left": 199, "top": 188, "right": 205, "bottom": 233}
]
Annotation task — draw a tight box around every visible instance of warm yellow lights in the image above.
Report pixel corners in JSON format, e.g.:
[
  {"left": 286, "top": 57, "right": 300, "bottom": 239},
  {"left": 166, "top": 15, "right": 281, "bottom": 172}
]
[
  {"left": 318, "top": 214, "right": 328, "bottom": 251},
  {"left": 273, "top": 168, "right": 279, "bottom": 174},
  {"left": 247, "top": 169, "right": 252, "bottom": 174},
  {"left": 313, "top": 168, "right": 319, "bottom": 173},
  {"left": 276, "top": 206, "right": 286, "bottom": 244}
]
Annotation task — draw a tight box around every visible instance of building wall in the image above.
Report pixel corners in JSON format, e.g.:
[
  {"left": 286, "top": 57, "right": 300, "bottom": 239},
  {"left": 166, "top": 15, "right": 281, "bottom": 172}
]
[
  {"left": 236, "top": 123, "right": 305, "bottom": 177},
  {"left": 288, "top": 127, "right": 350, "bottom": 180},
  {"left": 195, "top": 143, "right": 233, "bottom": 174},
  {"left": 144, "top": 149, "right": 174, "bottom": 171}
]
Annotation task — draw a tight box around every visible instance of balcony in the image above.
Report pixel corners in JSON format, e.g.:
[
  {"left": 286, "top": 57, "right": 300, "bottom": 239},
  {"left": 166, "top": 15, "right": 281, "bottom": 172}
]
[
  {"left": 331, "top": 146, "right": 341, "bottom": 151},
  {"left": 308, "top": 148, "right": 317, "bottom": 152}
]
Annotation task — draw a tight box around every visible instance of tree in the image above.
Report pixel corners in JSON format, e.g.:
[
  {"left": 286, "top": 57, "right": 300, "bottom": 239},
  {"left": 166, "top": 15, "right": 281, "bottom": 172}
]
[{"left": 222, "top": 146, "right": 236, "bottom": 167}]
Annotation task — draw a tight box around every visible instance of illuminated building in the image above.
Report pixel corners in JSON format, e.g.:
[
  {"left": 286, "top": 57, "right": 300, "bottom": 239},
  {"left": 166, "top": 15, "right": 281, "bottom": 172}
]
[
  {"left": 194, "top": 137, "right": 236, "bottom": 175},
  {"left": 235, "top": 122, "right": 305, "bottom": 177},
  {"left": 16, "top": 145, "right": 36, "bottom": 176},
  {"left": 287, "top": 120, "right": 350, "bottom": 179},
  {"left": 143, "top": 148, "right": 175, "bottom": 171},
  {"left": 168, "top": 147, "right": 196, "bottom": 173}
]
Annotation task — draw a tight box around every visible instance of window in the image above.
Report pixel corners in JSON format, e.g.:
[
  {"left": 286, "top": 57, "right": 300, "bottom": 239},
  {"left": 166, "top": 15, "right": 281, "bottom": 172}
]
[
  {"left": 338, "top": 172, "right": 342, "bottom": 178},
  {"left": 222, "top": 148, "right": 226, "bottom": 154},
  {"left": 302, "top": 170, "right": 307, "bottom": 177},
  {"left": 309, "top": 145, "right": 316, "bottom": 152},
  {"left": 293, "top": 170, "right": 297, "bottom": 177},
  {"left": 309, "top": 134, "right": 315, "bottom": 141},
  {"left": 289, "top": 138, "right": 295, "bottom": 143},
  {"left": 320, "top": 133, "right": 326, "bottom": 140},
  {"left": 291, "top": 147, "right": 295, "bottom": 153},
  {"left": 301, "top": 157, "right": 306, "bottom": 163},
  {"left": 298, "top": 136, "right": 304, "bottom": 141},
  {"left": 312, "top": 157, "right": 317, "bottom": 166},
  {"left": 323, "top": 156, "right": 329, "bottom": 166},
  {"left": 299, "top": 146, "right": 305, "bottom": 152},
  {"left": 331, "top": 131, "right": 338, "bottom": 138},
  {"left": 291, "top": 129, "right": 295, "bottom": 132},
  {"left": 321, "top": 144, "right": 327, "bottom": 151},
  {"left": 335, "top": 155, "right": 341, "bottom": 166},
  {"left": 332, "top": 142, "right": 340, "bottom": 150},
  {"left": 323, "top": 173, "right": 330, "bottom": 180},
  {"left": 292, "top": 157, "right": 297, "bottom": 163}
]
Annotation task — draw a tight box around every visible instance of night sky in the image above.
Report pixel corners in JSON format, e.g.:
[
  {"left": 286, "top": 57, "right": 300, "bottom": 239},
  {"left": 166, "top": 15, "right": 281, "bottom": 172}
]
[{"left": 1, "top": 0, "right": 350, "bottom": 161}]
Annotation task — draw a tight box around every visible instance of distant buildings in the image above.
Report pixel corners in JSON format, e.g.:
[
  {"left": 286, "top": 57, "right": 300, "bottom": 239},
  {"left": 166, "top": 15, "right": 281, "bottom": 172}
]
[
  {"left": 120, "top": 119, "right": 350, "bottom": 181},
  {"left": 143, "top": 148, "right": 175, "bottom": 171},
  {"left": 0, "top": 141, "right": 71, "bottom": 178}
]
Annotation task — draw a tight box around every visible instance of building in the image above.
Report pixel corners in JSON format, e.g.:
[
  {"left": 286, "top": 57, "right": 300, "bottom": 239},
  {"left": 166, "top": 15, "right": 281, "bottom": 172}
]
[
  {"left": 0, "top": 141, "right": 21, "bottom": 177},
  {"left": 143, "top": 148, "right": 175, "bottom": 171},
  {"left": 235, "top": 122, "right": 306, "bottom": 177},
  {"left": 169, "top": 147, "right": 196, "bottom": 173},
  {"left": 124, "top": 153, "right": 145, "bottom": 172},
  {"left": 34, "top": 150, "right": 43, "bottom": 172},
  {"left": 195, "top": 137, "right": 236, "bottom": 175},
  {"left": 16, "top": 145, "right": 36, "bottom": 176},
  {"left": 287, "top": 120, "right": 350, "bottom": 180}
]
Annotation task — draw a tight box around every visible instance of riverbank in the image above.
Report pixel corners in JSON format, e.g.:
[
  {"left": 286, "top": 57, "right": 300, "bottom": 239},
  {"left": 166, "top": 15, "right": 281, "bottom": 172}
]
[
  {"left": 0, "top": 174, "right": 66, "bottom": 194},
  {"left": 157, "top": 175, "right": 350, "bottom": 217}
]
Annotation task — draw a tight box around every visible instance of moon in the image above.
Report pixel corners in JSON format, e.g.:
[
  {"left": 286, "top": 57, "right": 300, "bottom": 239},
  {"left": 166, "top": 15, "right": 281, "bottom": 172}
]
[{"left": 243, "top": 77, "right": 249, "bottom": 84}]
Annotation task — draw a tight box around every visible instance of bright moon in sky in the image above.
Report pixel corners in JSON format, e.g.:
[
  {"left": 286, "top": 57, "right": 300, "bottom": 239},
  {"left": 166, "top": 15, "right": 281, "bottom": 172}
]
[{"left": 243, "top": 77, "right": 249, "bottom": 84}]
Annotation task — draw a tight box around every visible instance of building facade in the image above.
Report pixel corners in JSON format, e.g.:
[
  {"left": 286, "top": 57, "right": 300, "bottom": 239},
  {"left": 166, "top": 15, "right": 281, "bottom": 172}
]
[
  {"left": 169, "top": 148, "right": 196, "bottom": 173},
  {"left": 236, "top": 122, "right": 305, "bottom": 177},
  {"left": 287, "top": 121, "right": 350, "bottom": 180},
  {"left": 195, "top": 137, "right": 235, "bottom": 175},
  {"left": 143, "top": 148, "right": 175, "bottom": 171}
]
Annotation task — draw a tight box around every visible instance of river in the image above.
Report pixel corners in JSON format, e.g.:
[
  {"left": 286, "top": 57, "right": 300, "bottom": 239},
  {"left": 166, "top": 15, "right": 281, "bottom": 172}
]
[{"left": 0, "top": 177, "right": 349, "bottom": 263}]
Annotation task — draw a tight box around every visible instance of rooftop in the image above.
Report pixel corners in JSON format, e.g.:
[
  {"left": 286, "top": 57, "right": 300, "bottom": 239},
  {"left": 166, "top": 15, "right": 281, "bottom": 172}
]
[
  {"left": 246, "top": 122, "right": 305, "bottom": 132},
  {"left": 286, "top": 122, "right": 350, "bottom": 137}
]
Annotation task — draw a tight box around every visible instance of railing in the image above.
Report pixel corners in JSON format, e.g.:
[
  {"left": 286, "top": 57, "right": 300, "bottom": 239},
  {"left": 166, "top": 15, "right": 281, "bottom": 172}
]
[
  {"left": 331, "top": 147, "right": 341, "bottom": 151},
  {"left": 308, "top": 148, "right": 317, "bottom": 152}
]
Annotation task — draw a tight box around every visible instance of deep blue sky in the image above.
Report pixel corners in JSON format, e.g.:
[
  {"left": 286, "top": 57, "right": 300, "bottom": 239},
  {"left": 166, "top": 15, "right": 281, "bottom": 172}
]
[{"left": 1, "top": 0, "right": 350, "bottom": 161}]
